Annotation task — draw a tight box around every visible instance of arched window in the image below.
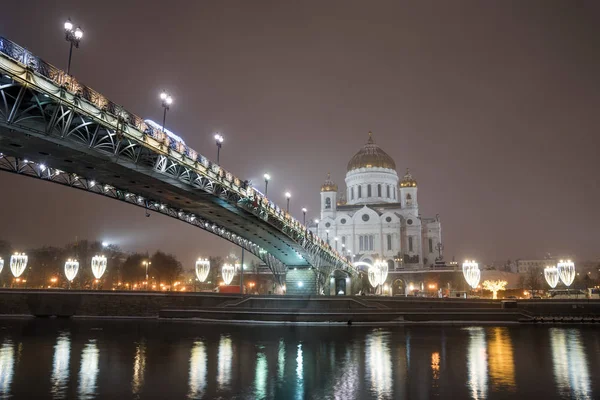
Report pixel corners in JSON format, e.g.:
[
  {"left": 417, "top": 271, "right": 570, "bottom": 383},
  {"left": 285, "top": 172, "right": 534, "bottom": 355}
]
[
  {"left": 386, "top": 185, "right": 390, "bottom": 198},
  {"left": 406, "top": 193, "right": 412, "bottom": 205},
  {"left": 378, "top": 184, "right": 382, "bottom": 197},
  {"left": 408, "top": 236, "right": 413, "bottom": 252},
  {"left": 387, "top": 259, "right": 395, "bottom": 271},
  {"left": 387, "top": 234, "right": 392, "bottom": 250},
  {"left": 358, "top": 186, "right": 362, "bottom": 198},
  {"left": 393, "top": 189, "right": 396, "bottom": 200},
  {"left": 351, "top": 187, "right": 354, "bottom": 200},
  {"left": 367, "top": 185, "right": 372, "bottom": 197},
  {"left": 325, "top": 198, "right": 331, "bottom": 209}
]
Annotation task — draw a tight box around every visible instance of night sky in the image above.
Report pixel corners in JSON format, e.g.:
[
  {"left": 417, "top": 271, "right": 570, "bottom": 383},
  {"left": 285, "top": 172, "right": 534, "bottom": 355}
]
[{"left": 0, "top": 1, "right": 598, "bottom": 268}]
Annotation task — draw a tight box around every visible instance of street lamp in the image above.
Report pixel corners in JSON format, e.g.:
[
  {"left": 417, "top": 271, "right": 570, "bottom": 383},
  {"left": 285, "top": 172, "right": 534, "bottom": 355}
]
[
  {"left": 301, "top": 208, "right": 307, "bottom": 225},
  {"left": 63, "top": 18, "right": 83, "bottom": 75},
  {"left": 334, "top": 237, "right": 339, "bottom": 251},
  {"left": 142, "top": 261, "right": 151, "bottom": 284},
  {"left": 263, "top": 173, "right": 270, "bottom": 196},
  {"left": 285, "top": 192, "right": 291, "bottom": 213},
  {"left": 159, "top": 91, "right": 173, "bottom": 133},
  {"left": 214, "top": 133, "right": 224, "bottom": 164}
]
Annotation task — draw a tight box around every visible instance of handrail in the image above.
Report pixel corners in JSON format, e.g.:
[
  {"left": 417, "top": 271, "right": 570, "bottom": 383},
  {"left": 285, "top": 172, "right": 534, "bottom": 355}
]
[{"left": 0, "top": 35, "right": 350, "bottom": 268}]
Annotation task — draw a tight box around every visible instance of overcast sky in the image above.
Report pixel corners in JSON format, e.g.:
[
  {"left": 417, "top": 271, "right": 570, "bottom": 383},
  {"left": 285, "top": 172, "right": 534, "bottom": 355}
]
[{"left": 0, "top": 0, "right": 598, "bottom": 268}]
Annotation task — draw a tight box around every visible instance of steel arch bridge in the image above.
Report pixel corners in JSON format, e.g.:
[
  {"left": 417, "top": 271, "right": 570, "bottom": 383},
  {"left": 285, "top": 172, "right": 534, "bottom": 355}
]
[{"left": 0, "top": 36, "right": 356, "bottom": 292}]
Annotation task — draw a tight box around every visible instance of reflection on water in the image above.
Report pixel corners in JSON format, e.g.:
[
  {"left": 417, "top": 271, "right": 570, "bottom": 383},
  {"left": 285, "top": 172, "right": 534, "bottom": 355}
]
[
  {"left": 487, "top": 327, "right": 515, "bottom": 390},
  {"left": 366, "top": 330, "right": 392, "bottom": 398},
  {"left": 51, "top": 333, "right": 70, "bottom": 399},
  {"left": 217, "top": 335, "right": 232, "bottom": 389},
  {"left": 254, "top": 347, "right": 267, "bottom": 399},
  {"left": 78, "top": 340, "right": 99, "bottom": 400},
  {"left": 0, "top": 320, "right": 597, "bottom": 399},
  {"left": 550, "top": 328, "right": 592, "bottom": 399},
  {"left": 332, "top": 344, "right": 360, "bottom": 400},
  {"left": 132, "top": 340, "right": 146, "bottom": 396},
  {"left": 188, "top": 341, "right": 207, "bottom": 399},
  {"left": 0, "top": 340, "right": 14, "bottom": 398},
  {"left": 296, "top": 343, "right": 303, "bottom": 400},
  {"left": 466, "top": 327, "right": 488, "bottom": 400}
]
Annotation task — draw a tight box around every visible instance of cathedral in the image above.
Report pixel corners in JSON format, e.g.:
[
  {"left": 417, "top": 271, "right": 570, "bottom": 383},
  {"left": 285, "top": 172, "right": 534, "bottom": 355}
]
[{"left": 312, "top": 132, "right": 442, "bottom": 272}]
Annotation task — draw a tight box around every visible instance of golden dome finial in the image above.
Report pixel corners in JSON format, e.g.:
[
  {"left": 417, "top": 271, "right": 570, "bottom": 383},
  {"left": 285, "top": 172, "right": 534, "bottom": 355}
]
[
  {"left": 367, "top": 131, "right": 374, "bottom": 144},
  {"left": 400, "top": 168, "right": 417, "bottom": 187},
  {"left": 321, "top": 172, "right": 338, "bottom": 192}
]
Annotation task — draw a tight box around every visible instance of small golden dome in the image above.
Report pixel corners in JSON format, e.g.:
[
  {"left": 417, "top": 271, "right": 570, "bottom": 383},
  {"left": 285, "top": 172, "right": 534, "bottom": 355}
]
[
  {"left": 399, "top": 168, "right": 417, "bottom": 187},
  {"left": 347, "top": 132, "right": 396, "bottom": 172},
  {"left": 321, "top": 172, "right": 338, "bottom": 192}
]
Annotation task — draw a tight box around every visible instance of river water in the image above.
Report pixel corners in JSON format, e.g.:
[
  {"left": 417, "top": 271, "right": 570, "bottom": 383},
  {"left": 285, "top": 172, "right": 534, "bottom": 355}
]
[{"left": 0, "top": 318, "right": 597, "bottom": 399}]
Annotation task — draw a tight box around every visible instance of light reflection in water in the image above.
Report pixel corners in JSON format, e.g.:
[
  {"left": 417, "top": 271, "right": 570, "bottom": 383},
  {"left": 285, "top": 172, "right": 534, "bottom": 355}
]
[
  {"left": 332, "top": 345, "right": 359, "bottom": 400},
  {"left": 431, "top": 352, "right": 440, "bottom": 381},
  {"left": 188, "top": 341, "right": 207, "bottom": 399},
  {"left": 277, "top": 339, "right": 285, "bottom": 381},
  {"left": 0, "top": 340, "right": 14, "bottom": 398},
  {"left": 296, "top": 344, "right": 304, "bottom": 400},
  {"left": 255, "top": 349, "right": 267, "bottom": 399},
  {"left": 217, "top": 336, "right": 232, "bottom": 389},
  {"left": 550, "top": 328, "right": 592, "bottom": 399},
  {"left": 78, "top": 340, "right": 99, "bottom": 400},
  {"left": 466, "top": 327, "right": 488, "bottom": 400},
  {"left": 487, "top": 327, "right": 515, "bottom": 390},
  {"left": 366, "top": 331, "right": 392, "bottom": 397},
  {"left": 51, "top": 333, "right": 71, "bottom": 399},
  {"left": 132, "top": 340, "right": 146, "bottom": 396}
]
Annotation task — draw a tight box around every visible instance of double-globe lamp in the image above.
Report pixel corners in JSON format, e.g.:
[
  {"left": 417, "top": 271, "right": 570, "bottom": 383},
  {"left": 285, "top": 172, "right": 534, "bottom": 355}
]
[
  {"left": 63, "top": 19, "right": 83, "bottom": 75},
  {"left": 160, "top": 91, "right": 173, "bottom": 133}
]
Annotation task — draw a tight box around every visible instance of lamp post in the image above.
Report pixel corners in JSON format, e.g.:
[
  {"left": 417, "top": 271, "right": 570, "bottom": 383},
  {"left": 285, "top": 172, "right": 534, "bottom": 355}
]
[
  {"left": 264, "top": 173, "right": 270, "bottom": 196},
  {"left": 214, "top": 133, "right": 224, "bottom": 164},
  {"left": 142, "top": 261, "right": 151, "bottom": 285},
  {"left": 159, "top": 91, "right": 173, "bottom": 132},
  {"left": 63, "top": 19, "right": 83, "bottom": 75},
  {"left": 285, "top": 192, "right": 291, "bottom": 213},
  {"left": 301, "top": 208, "right": 307, "bottom": 225},
  {"left": 334, "top": 237, "right": 339, "bottom": 251}
]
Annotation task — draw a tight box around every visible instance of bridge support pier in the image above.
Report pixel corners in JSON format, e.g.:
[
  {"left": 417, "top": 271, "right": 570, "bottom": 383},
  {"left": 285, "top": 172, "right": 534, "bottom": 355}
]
[{"left": 285, "top": 268, "right": 318, "bottom": 296}]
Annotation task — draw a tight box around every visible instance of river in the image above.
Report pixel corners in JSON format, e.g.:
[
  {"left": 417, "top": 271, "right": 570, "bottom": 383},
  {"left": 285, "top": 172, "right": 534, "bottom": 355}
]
[{"left": 0, "top": 318, "right": 597, "bottom": 399}]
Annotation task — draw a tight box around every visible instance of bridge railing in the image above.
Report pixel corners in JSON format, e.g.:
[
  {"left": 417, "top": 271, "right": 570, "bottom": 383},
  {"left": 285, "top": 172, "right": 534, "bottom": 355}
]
[{"left": 0, "top": 36, "right": 348, "bottom": 267}]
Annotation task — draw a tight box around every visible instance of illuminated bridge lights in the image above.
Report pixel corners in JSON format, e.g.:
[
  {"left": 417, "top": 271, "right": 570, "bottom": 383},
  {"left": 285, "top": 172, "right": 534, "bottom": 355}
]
[{"left": 0, "top": 35, "right": 356, "bottom": 284}]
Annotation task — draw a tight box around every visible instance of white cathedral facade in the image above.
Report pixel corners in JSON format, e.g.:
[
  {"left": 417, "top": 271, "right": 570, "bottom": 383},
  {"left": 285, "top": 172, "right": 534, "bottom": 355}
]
[{"left": 312, "top": 132, "right": 442, "bottom": 271}]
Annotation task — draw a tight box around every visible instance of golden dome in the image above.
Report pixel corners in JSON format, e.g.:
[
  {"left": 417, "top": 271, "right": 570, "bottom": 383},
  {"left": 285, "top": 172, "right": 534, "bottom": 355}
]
[
  {"left": 321, "top": 172, "right": 338, "bottom": 192},
  {"left": 347, "top": 132, "right": 396, "bottom": 172},
  {"left": 400, "top": 168, "right": 417, "bottom": 187}
]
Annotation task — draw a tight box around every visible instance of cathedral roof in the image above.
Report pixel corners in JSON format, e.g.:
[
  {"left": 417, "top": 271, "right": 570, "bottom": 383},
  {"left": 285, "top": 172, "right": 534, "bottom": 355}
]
[
  {"left": 347, "top": 132, "right": 396, "bottom": 172},
  {"left": 321, "top": 173, "right": 338, "bottom": 192},
  {"left": 399, "top": 168, "right": 417, "bottom": 187}
]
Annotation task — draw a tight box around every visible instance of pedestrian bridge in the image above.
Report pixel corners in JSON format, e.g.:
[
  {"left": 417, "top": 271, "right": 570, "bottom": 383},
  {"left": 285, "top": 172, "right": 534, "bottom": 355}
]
[{"left": 0, "top": 36, "right": 354, "bottom": 292}]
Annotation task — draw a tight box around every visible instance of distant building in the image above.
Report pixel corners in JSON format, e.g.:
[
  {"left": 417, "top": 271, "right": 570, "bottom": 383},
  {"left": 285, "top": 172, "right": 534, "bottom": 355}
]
[
  {"left": 516, "top": 259, "right": 556, "bottom": 274},
  {"left": 311, "top": 132, "right": 442, "bottom": 270}
]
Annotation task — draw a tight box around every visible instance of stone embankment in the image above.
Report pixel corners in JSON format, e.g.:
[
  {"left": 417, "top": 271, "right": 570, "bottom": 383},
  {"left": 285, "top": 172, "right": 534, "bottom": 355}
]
[{"left": 0, "top": 289, "right": 599, "bottom": 324}]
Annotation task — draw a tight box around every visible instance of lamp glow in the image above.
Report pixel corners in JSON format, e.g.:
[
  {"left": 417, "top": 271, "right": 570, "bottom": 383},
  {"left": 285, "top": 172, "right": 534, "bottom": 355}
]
[
  {"left": 264, "top": 173, "right": 270, "bottom": 181},
  {"left": 222, "top": 264, "right": 235, "bottom": 285},
  {"left": 91, "top": 255, "right": 107, "bottom": 279},
  {"left": 64, "top": 259, "right": 80, "bottom": 282},
  {"left": 285, "top": 192, "right": 291, "bottom": 199},
  {"left": 10, "top": 253, "right": 28, "bottom": 278},
  {"left": 195, "top": 258, "right": 210, "bottom": 283},
  {"left": 482, "top": 280, "right": 507, "bottom": 300},
  {"left": 557, "top": 260, "right": 575, "bottom": 287},
  {"left": 544, "top": 265, "right": 560, "bottom": 289},
  {"left": 0, "top": 258, "right": 3, "bottom": 274},
  {"left": 462, "top": 260, "right": 481, "bottom": 289}
]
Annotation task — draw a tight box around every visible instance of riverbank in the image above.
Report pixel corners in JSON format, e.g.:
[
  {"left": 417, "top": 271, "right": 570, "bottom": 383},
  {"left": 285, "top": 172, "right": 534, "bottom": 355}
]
[{"left": 0, "top": 289, "right": 599, "bottom": 324}]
